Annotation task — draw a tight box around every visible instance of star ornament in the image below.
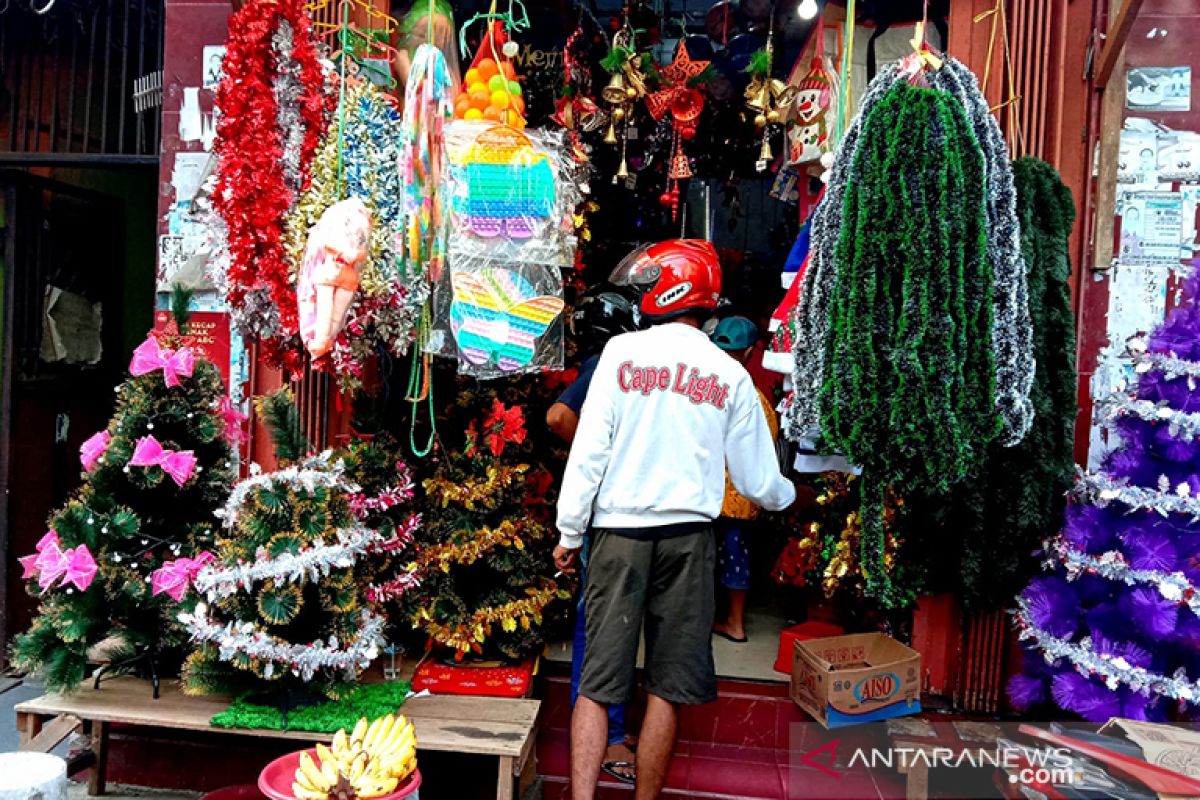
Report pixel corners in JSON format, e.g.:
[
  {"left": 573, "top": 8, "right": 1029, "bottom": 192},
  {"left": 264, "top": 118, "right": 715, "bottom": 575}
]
[{"left": 645, "top": 45, "right": 711, "bottom": 121}]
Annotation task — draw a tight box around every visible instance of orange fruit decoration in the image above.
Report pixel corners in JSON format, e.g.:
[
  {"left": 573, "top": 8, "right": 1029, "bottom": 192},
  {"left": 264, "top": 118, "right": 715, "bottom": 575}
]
[{"left": 451, "top": 22, "right": 527, "bottom": 127}]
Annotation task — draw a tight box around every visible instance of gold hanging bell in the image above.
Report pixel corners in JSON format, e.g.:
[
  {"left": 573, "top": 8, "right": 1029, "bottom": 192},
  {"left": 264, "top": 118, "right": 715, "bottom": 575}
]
[
  {"left": 616, "top": 155, "right": 629, "bottom": 179},
  {"left": 758, "top": 135, "right": 773, "bottom": 167},
  {"left": 602, "top": 72, "right": 629, "bottom": 105},
  {"left": 745, "top": 80, "right": 771, "bottom": 113},
  {"left": 604, "top": 119, "right": 618, "bottom": 144}
]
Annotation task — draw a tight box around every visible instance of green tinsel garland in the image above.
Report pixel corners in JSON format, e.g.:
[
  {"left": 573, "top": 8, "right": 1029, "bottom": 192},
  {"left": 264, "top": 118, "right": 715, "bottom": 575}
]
[
  {"left": 211, "top": 681, "right": 412, "bottom": 732},
  {"left": 818, "top": 82, "right": 999, "bottom": 603},
  {"left": 909, "top": 157, "right": 1077, "bottom": 608}
]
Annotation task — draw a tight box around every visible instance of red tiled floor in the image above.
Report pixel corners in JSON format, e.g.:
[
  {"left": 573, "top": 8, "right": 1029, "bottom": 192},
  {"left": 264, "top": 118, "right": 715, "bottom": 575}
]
[
  {"left": 686, "top": 742, "right": 779, "bottom": 764},
  {"left": 688, "top": 755, "right": 784, "bottom": 798},
  {"left": 781, "top": 765, "right": 883, "bottom": 800}
]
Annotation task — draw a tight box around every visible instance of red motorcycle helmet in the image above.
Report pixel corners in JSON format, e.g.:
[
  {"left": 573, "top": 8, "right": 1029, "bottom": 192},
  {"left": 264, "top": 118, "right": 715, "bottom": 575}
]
[{"left": 609, "top": 239, "right": 722, "bottom": 322}]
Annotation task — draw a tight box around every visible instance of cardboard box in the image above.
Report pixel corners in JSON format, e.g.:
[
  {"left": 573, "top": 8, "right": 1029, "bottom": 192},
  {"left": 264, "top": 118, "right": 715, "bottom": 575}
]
[{"left": 790, "top": 632, "right": 921, "bottom": 729}]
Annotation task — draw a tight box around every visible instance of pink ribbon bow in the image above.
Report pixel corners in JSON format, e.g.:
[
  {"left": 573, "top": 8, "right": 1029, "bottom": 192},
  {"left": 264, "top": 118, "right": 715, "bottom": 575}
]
[
  {"left": 80, "top": 430, "right": 111, "bottom": 472},
  {"left": 150, "top": 551, "right": 214, "bottom": 602},
  {"left": 129, "top": 436, "right": 197, "bottom": 487},
  {"left": 129, "top": 336, "right": 195, "bottom": 388},
  {"left": 19, "top": 531, "right": 97, "bottom": 592},
  {"left": 218, "top": 396, "right": 248, "bottom": 446}
]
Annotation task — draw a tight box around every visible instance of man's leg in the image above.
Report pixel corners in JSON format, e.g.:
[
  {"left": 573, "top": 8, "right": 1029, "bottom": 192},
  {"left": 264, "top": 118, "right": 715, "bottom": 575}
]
[
  {"left": 571, "top": 696, "right": 610, "bottom": 800},
  {"left": 634, "top": 694, "right": 677, "bottom": 800}
]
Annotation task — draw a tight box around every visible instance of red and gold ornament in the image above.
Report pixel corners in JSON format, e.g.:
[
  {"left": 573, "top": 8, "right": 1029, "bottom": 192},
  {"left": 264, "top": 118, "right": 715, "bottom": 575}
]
[{"left": 645, "top": 44, "right": 710, "bottom": 219}]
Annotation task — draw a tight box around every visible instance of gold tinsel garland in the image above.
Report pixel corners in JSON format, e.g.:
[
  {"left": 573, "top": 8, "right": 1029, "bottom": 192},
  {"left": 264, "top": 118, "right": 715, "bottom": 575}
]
[
  {"left": 423, "top": 463, "right": 528, "bottom": 511},
  {"left": 414, "top": 517, "right": 546, "bottom": 574},
  {"left": 414, "top": 580, "right": 561, "bottom": 654}
]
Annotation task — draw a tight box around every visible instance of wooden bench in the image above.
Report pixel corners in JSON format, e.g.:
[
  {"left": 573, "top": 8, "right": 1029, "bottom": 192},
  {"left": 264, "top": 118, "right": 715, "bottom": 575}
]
[{"left": 15, "top": 676, "right": 539, "bottom": 800}]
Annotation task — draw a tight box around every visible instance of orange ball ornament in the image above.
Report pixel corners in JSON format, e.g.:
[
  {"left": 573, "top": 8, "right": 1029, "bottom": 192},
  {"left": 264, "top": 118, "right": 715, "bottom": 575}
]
[
  {"left": 483, "top": 106, "right": 504, "bottom": 121},
  {"left": 469, "top": 87, "right": 491, "bottom": 108},
  {"left": 464, "top": 67, "right": 481, "bottom": 86},
  {"left": 500, "top": 61, "right": 516, "bottom": 80},
  {"left": 490, "top": 90, "right": 510, "bottom": 109},
  {"left": 476, "top": 58, "right": 498, "bottom": 79},
  {"left": 464, "top": 108, "right": 484, "bottom": 120},
  {"left": 511, "top": 95, "right": 526, "bottom": 115}
]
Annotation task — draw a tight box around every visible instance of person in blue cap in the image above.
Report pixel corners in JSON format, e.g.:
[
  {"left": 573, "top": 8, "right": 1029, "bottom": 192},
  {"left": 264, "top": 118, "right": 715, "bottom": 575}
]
[{"left": 710, "top": 315, "right": 779, "bottom": 643}]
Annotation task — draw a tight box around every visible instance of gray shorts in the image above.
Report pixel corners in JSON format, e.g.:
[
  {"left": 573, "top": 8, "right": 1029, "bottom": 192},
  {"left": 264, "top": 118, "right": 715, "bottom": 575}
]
[{"left": 578, "top": 527, "right": 717, "bottom": 706}]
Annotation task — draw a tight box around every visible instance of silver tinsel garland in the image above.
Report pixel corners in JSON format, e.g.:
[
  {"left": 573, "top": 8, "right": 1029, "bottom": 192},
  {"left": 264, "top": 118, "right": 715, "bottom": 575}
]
[
  {"left": 180, "top": 604, "right": 385, "bottom": 682},
  {"left": 1099, "top": 393, "right": 1200, "bottom": 439},
  {"left": 272, "top": 19, "right": 305, "bottom": 195},
  {"left": 1074, "top": 469, "right": 1200, "bottom": 519},
  {"left": 1048, "top": 536, "right": 1200, "bottom": 617},
  {"left": 1133, "top": 346, "right": 1200, "bottom": 381},
  {"left": 1014, "top": 598, "right": 1200, "bottom": 702},
  {"left": 784, "top": 58, "right": 1035, "bottom": 446},
  {"left": 215, "top": 452, "right": 356, "bottom": 528},
  {"left": 193, "top": 525, "right": 380, "bottom": 599}
]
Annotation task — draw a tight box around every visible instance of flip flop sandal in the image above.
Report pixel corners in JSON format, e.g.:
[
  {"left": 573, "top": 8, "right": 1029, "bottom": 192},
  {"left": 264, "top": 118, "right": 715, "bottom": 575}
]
[
  {"left": 713, "top": 629, "right": 748, "bottom": 644},
  {"left": 602, "top": 761, "right": 636, "bottom": 785}
]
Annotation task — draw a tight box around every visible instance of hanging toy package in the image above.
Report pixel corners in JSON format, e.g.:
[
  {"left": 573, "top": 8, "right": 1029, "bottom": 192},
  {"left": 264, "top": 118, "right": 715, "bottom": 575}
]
[
  {"left": 453, "top": 22, "right": 526, "bottom": 128},
  {"left": 426, "top": 119, "right": 578, "bottom": 378},
  {"left": 297, "top": 198, "right": 373, "bottom": 358},
  {"left": 785, "top": 17, "right": 839, "bottom": 166}
]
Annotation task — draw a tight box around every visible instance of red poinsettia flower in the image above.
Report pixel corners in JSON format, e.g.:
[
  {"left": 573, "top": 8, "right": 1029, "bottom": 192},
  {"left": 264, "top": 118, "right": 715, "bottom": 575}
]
[{"left": 483, "top": 399, "right": 527, "bottom": 457}]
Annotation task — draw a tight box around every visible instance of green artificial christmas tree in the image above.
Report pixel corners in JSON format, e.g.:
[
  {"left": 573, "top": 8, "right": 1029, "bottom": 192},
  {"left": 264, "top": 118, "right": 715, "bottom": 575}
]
[
  {"left": 404, "top": 388, "right": 565, "bottom": 660},
  {"left": 12, "top": 298, "right": 238, "bottom": 693},
  {"left": 181, "top": 390, "right": 413, "bottom": 700}
]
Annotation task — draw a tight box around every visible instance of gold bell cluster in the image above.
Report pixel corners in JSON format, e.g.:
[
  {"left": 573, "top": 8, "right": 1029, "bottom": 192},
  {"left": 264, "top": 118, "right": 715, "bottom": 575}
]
[
  {"left": 744, "top": 36, "right": 795, "bottom": 170},
  {"left": 601, "top": 25, "right": 649, "bottom": 181}
]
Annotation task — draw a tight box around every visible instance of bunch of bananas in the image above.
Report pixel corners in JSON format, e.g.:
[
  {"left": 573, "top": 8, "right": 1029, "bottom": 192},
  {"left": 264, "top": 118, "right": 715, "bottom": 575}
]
[{"left": 292, "top": 715, "right": 418, "bottom": 800}]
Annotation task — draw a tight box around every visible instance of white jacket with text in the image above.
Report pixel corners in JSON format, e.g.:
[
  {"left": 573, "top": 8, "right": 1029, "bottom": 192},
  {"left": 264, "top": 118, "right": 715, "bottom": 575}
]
[{"left": 556, "top": 323, "right": 796, "bottom": 548}]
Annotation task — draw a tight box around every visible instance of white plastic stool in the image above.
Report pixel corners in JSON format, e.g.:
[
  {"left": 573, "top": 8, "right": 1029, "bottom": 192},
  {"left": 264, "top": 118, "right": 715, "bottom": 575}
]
[{"left": 0, "top": 752, "right": 67, "bottom": 800}]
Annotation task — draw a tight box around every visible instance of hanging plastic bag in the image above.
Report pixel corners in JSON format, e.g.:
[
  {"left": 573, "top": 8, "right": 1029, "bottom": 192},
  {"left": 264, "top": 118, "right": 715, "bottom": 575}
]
[
  {"left": 453, "top": 21, "right": 526, "bottom": 128},
  {"left": 785, "top": 18, "right": 839, "bottom": 165},
  {"left": 297, "top": 198, "right": 373, "bottom": 358}
]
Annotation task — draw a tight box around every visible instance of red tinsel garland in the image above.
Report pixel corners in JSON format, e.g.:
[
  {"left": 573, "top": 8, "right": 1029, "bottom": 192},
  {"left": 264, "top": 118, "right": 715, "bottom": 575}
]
[{"left": 213, "top": 0, "right": 326, "bottom": 341}]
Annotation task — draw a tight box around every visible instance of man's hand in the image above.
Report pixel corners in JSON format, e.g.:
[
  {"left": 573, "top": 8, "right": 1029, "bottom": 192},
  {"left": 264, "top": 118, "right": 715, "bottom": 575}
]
[{"left": 553, "top": 544, "right": 581, "bottom": 574}]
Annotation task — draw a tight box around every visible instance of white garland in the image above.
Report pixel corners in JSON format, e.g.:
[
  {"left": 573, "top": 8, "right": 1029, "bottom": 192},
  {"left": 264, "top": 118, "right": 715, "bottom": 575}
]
[
  {"left": 1075, "top": 470, "right": 1200, "bottom": 519},
  {"left": 1014, "top": 598, "right": 1200, "bottom": 702},
  {"left": 194, "top": 525, "right": 380, "bottom": 599},
  {"left": 1049, "top": 537, "right": 1200, "bottom": 617},
  {"left": 180, "top": 604, "right": 385, "bottom": 682},
  {"left": 1099, "top": 393, "right": 1200, "bottom": 439},
  {"left": 216, "top": 452, "right": 356, "bottom": 528},
  {"left": 1133, "top": 346, "right": 1200, "bottom": 381}
]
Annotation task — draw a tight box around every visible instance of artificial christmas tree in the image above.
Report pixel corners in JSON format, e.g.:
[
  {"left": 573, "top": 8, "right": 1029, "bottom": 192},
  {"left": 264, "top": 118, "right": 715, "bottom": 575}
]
[
  {"left": 1010, "top": 273, "right": 1200, "bottom": 721},
  {"left": 404, "top": 395, "right": 563, "bottom": 661},
  {"left": 12, "top": 303, "right": 237, "bottom": 694},
  {"left": 181, "top": 391, "right": 413, "bottom": 700}
]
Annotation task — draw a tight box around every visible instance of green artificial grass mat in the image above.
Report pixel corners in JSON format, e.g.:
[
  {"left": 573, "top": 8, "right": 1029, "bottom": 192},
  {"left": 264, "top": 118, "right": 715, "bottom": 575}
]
[{"left": 211, "top": 681, "right": 413, "bottom": 733}]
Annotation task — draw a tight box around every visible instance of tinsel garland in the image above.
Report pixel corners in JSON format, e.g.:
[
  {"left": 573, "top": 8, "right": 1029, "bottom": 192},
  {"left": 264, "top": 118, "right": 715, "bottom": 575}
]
[
  {"left": 366, "top": 570, "right": 421, "bottom": 604},
  {"left": 423, "top": 464, "right": 528, "bottom": 510},
  {"left": 415, "top": 518, "right": 547, "bottom": 573},
  {"left": 281, "top": 81, "right": 422, "bottom": 389},
  {"left": 1013, "top": 598, "right": 1200, "bottom": 703},
  {"left": 193, "top": 525, "right": 379, "bottom": 599},
  {"left": 785, "top": 59, "right": 1034, "bottom": 445},
  {"left": 1101, "top": 394, "right": 1200, "bottom": 439},
  {"left": 1134, "top": 345, "right": 1200, "bottom": 380},
  {"left": 211, "top": 0, "right": 327, "bottom": 344},
  {"left": 414, "top": 580, "right": 560, "bottom": 656},
  {"left": 784, "top": 64, "right": 900, "bottom": 443},
  {"left": 180, "top": 604, "right": 384, "bottom": 682},
  {"left": 908, "top": 157, "right": 1077, "bottom": 608},
  {"left": 1074, "top": 470, "right": 1200, "bottom": 520},
  {"left": 817, "top": 82, "right": 998, "bottom": 601},
  {"left": 1048, "top": 536, "right": 1200, "bottom": 617},
  {"left": 216, "top": 453, "right": 354, "bottom": 528}
]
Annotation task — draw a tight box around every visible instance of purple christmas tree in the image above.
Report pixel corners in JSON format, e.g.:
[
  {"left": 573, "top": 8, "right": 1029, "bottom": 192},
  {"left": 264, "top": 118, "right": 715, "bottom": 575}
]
[{"left": 1010, "top": 275, "right": 1200, "bottom": 722}]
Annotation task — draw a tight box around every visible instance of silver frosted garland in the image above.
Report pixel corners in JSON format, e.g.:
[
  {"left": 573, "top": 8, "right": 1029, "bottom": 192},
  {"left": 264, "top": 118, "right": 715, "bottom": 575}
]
[
  {"left": 180, "top": 604, "right": 385, "bottom": 682},
  {"left": 1074, "top": 469, "right": 1200, "bottom": 519},
  {"left": 1133, "top": 345, "right": 1200, "bottom": 381},
  {"left": 194, "top": 525, "right": 380, "bottom": 599},
  {"left": 1049, "top": 536, "right": 1200, "bottom": 617},
  {"left": 784, "top": 58, "right": 1035, "bottom": 447},
  {"left": 1099, "top": 393, "right": 1200, "bottom": 439},
  {"left": 272, "top": 19, "right": 305, "bottom": 195},
  {"left": 1014, "top": 598, "right": 1200, "bottom": 701},
  {"left": 216, "top": 452, "right": 355, "bottom": 529},
  {"left": 784, "top": 64, "right": 901, "bottom": 442}
]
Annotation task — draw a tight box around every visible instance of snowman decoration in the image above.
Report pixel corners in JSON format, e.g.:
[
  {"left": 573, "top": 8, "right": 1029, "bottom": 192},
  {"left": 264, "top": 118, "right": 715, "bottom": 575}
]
[{"left": 787, "top": 58, "right": 833, "bottom": 165}]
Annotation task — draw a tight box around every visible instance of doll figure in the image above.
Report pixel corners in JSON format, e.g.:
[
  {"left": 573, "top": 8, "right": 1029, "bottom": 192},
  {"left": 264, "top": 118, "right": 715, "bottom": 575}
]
[{"left": 298, "top": 198, "right": 373, "bottom": 358}]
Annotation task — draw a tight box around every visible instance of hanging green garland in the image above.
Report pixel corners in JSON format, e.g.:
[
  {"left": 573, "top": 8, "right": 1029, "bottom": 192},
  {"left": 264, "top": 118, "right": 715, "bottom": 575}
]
[
  {"left": 909, "top": 157, "right": 1078, "bottom": 608},
  {"left": 818, "top": 82, "right": 1000, "bottom": 602}
]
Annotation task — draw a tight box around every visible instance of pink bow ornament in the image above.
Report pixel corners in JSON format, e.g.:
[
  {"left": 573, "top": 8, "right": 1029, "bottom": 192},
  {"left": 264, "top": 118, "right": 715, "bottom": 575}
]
[
  {"left": 130, "top": 436, "right": 197, "bottom": 487},
  {"left": 80, "top": 430, "right": 111, "bottom": 472},
  {"left": 129, "top": 336, "right": 195, "bottom": 388},
  {"left": 218, "top": 396, "right": 249, "bottom": 446},
  {"left": 19, "top": 531, "right": 97, "bottom": 592},
  {"left": 19, "top": 530, "right": 60, "bottom": 580},
  {"left": 151, "top": 551, "right": 214, "bottom": 602}
]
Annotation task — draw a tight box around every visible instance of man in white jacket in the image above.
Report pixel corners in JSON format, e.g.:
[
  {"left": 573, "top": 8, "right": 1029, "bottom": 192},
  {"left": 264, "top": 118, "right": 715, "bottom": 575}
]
[{"left": 554, "top": 240, "right": 795, "bottom": 800}]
